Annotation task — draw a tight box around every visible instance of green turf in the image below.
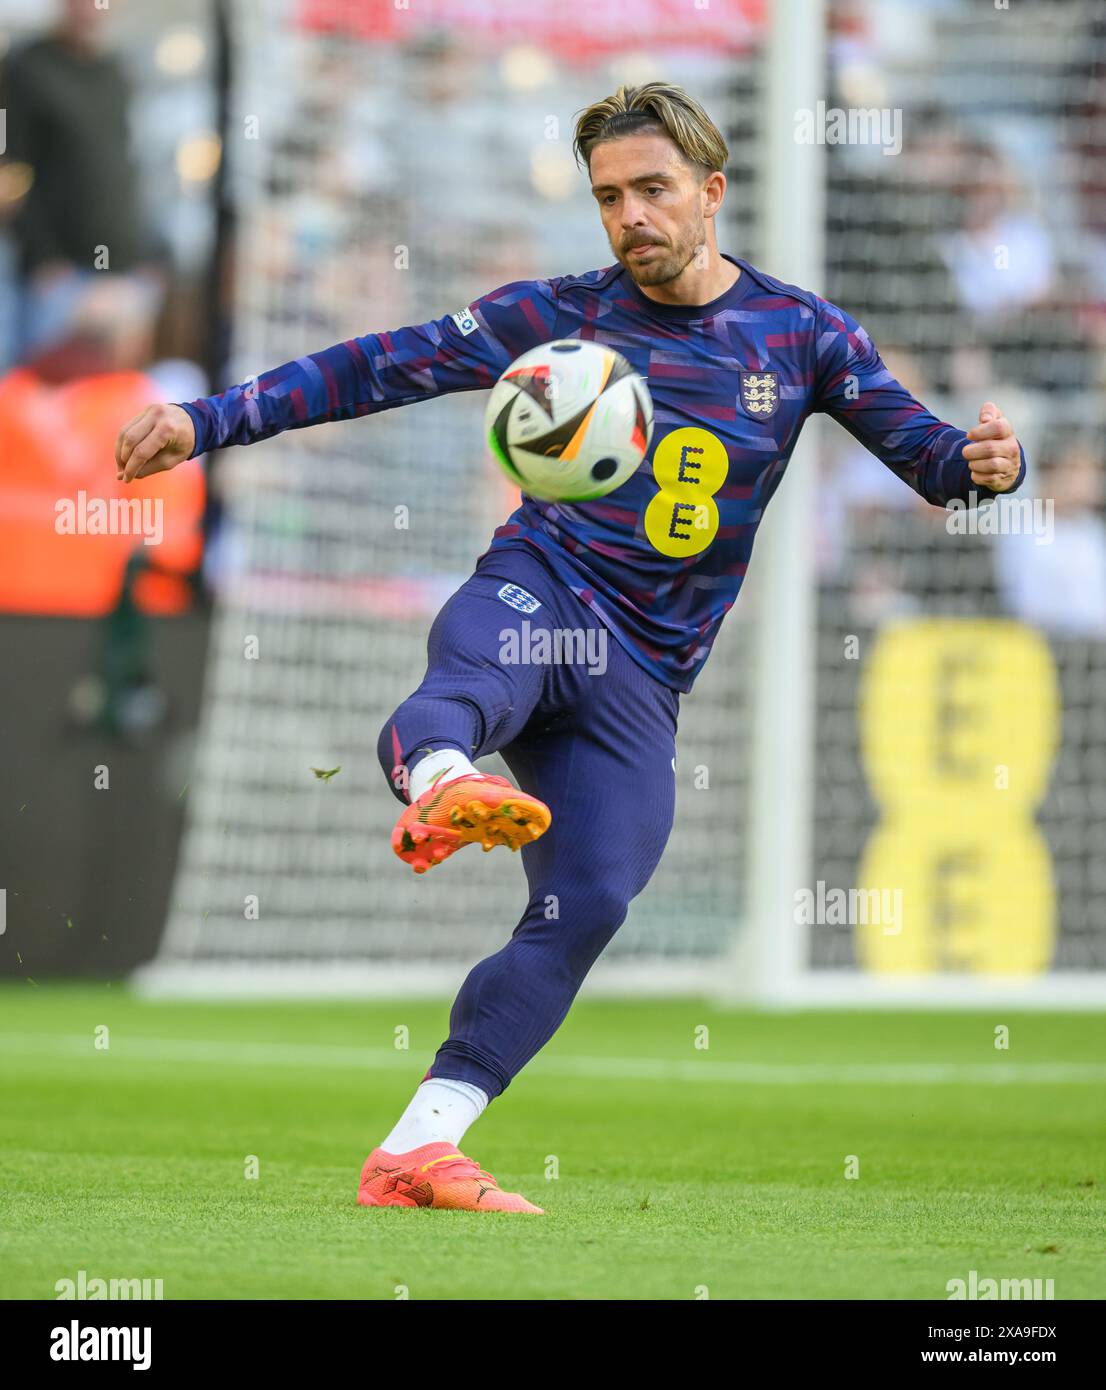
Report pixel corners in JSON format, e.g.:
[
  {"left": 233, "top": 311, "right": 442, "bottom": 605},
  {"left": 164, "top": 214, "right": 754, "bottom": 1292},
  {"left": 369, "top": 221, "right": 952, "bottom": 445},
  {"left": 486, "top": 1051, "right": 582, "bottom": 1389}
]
[{"left": 0, "top": 985, "right": 1102, "bottom": 1299}]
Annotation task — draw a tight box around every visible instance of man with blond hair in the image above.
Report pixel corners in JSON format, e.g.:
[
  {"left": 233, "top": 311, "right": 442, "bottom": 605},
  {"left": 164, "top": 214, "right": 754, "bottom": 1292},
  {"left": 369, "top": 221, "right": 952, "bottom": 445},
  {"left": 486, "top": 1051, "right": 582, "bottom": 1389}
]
[{"left": 115, "top": 84, "right": 1025, "bottom": 1213}]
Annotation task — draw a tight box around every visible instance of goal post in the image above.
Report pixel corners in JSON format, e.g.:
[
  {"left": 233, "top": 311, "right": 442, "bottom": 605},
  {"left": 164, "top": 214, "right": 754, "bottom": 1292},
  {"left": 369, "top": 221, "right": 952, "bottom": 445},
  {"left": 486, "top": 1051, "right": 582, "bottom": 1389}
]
[{"left": 727, "top": 0, "right": 825, "bottom": 1007}]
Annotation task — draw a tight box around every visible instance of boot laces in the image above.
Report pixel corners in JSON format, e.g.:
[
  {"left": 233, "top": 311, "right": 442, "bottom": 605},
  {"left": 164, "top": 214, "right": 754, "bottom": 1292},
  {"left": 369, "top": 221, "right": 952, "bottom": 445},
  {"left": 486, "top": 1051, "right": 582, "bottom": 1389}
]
[{"left": 419, "top": 1152, "right": 496, "bottom": 1185}]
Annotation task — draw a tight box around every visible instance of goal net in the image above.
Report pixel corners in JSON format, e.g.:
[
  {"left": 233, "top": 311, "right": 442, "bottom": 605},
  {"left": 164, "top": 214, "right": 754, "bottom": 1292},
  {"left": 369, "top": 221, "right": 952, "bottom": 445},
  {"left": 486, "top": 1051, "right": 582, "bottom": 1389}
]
[
  {"left": 137, "top": 0, "right": 1106, "bottom": 1004},
  {"left": 806, "top": 0, "right": 1106, "bottom": 1003}
]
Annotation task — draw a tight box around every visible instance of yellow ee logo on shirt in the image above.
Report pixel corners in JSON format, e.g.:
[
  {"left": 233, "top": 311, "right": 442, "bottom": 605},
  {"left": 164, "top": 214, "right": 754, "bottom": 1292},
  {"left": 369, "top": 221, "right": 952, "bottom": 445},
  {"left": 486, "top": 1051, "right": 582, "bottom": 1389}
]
[{"left": 644, "top": 427, "right": 729, "bottom": 557}]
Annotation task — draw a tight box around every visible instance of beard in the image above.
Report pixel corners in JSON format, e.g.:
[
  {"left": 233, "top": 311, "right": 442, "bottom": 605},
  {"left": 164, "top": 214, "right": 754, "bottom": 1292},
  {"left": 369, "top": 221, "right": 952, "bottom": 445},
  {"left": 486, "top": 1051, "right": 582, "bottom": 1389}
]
[{"left": 615, "top": 215, "right": 706, "bottom": 287}]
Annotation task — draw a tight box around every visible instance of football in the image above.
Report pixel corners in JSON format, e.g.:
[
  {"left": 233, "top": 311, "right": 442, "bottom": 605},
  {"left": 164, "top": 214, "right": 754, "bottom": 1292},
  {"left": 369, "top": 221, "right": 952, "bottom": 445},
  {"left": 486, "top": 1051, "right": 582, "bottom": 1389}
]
[{"left": 484, "top": 339, "right": 653, "bottom": 503}]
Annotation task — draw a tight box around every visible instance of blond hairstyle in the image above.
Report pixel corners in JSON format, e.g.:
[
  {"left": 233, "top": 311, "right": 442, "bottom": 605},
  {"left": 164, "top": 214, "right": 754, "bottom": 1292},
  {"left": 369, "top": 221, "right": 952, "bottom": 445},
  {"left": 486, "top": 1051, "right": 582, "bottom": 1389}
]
[{"left": 573, "top": 82, "right": 729, "bottom": 177}]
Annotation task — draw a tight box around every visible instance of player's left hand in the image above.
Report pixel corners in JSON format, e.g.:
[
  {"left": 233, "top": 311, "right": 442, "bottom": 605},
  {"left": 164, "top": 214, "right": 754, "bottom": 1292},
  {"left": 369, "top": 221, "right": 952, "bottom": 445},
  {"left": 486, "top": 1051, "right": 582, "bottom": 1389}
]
[{"left": 961, "top": 402, "right": 1022, "bottom": 493}]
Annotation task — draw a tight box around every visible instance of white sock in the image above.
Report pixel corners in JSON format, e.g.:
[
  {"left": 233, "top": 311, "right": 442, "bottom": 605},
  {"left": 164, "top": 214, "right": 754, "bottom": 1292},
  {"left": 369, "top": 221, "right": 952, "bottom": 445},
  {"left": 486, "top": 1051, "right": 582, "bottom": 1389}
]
[
  {"left": 380, "top": 1078, "right": 489, "bottom": 1153},
  {"left": 407, "top": 747, "right": 481, "bottom": 803}
]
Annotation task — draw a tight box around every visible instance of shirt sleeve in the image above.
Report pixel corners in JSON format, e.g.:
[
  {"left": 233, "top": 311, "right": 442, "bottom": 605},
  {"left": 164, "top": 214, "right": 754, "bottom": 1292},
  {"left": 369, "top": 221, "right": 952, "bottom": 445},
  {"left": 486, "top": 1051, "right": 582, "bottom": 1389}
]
[
  {"left": 176, "top": 278, "right": 562, "bottom": 458},
  {"left": 812, "top": 297, "right": 1026, "bottom": 505}
]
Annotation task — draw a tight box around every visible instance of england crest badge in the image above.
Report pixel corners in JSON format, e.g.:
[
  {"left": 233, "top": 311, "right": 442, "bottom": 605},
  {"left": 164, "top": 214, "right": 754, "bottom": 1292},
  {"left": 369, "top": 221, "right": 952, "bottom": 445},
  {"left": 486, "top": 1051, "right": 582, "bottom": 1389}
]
[{"left": 740, "top": 370, "right": 779, "bottom": 419}]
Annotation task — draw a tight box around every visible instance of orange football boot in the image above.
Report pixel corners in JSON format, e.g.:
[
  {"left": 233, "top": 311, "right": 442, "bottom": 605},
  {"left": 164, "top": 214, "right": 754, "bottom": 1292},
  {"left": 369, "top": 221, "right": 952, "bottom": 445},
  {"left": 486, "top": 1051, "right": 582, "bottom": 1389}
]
[
  {"left": 357, "top": 1141, "right": 545, "bottom": 1213},
  {"left": 392, "top": 771, "right": 551, "bottom": 874}
]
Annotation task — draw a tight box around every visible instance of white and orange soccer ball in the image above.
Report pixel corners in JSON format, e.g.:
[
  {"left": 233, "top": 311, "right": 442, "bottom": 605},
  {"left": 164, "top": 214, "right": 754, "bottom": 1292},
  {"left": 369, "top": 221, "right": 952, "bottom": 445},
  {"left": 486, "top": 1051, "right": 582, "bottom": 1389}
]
[{"left": 484, "top": 339, "right": 653, "bottom": 503}]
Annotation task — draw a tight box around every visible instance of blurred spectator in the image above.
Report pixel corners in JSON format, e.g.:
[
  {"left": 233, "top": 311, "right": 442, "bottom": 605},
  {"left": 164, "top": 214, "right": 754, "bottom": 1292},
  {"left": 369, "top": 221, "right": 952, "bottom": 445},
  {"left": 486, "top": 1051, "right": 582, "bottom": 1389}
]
[
  {"left": 993, "top": 438, "right": 1106, "bottom": 638},
  {"left": 0, "top": 268, "right": 205, "bottom": 740},
  {"left": 937, "top": 141, "right": 1054, "bottom": 322},
  {"left": 0, "top": 0, "right": 166, "bottom": 368},
  {"left": 1067, "top": 21, "right": 1106, "bottom": 366}
]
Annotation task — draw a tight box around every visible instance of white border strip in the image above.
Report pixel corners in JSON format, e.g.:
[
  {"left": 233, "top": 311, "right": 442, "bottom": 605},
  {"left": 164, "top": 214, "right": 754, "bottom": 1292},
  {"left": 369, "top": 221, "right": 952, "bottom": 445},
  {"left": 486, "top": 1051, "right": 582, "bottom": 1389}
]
[
  {"left": 130, "top": 960, "right": 1106, "bottom": 1008},
  {"left": 3, "top": 1033, "right": 1102, "bottom": 1086}
]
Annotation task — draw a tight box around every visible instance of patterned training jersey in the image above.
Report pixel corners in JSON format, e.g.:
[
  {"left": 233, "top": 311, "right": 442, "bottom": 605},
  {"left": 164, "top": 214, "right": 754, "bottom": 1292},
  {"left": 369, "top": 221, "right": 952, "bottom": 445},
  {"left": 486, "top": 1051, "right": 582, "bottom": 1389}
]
[{"left": 177, "top": 254, "right": 1025, "bottom": 692}]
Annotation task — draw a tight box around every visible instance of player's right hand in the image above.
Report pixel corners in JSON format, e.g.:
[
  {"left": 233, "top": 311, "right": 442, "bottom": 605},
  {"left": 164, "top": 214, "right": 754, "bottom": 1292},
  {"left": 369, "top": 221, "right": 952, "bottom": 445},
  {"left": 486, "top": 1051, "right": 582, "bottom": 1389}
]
[{"left": 115, "top": 403, "right": 196, "bottom": 484}]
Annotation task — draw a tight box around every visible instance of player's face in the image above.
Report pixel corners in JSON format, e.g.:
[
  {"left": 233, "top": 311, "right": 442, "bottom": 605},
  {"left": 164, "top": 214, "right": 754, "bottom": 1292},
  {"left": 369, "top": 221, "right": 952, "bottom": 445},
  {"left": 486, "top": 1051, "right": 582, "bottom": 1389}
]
[{"left": 589, "top": 133, "right": 709, "bottom": 287}]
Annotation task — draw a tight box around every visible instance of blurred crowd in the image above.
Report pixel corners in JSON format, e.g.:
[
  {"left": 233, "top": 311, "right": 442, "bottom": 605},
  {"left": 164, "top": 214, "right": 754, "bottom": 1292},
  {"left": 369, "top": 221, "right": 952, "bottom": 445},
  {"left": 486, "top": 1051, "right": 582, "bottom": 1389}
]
[
  {"left": 0, "top": 0, "right": 210, "bottom": 738},
  {"left": 0, "top": 0, "right": 212, "bottom": 390},
  {"left": 817, "top": 0, "right": 1106, "bottom": 637},
  {"left": 1, "top": 0, "right": 1104, "bottom": 676}
]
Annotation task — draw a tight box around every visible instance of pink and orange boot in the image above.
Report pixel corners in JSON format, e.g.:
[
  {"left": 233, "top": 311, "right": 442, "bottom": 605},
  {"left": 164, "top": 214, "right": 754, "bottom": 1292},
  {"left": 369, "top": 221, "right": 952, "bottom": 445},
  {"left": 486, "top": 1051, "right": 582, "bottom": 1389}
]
[
  {"left": 357, "top": 1141, "right": 544, "bottom": 1213},
  {"left": 392, "top": 772, "right": 551, "bottom": 875}
]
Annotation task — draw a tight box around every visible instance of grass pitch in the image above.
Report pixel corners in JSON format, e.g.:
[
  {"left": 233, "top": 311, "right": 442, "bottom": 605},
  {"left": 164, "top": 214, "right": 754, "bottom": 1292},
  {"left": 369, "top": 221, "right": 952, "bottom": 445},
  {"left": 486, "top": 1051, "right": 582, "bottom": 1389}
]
[{"left": 0, "top": 985, "right": 1102, "bottom": 1300}]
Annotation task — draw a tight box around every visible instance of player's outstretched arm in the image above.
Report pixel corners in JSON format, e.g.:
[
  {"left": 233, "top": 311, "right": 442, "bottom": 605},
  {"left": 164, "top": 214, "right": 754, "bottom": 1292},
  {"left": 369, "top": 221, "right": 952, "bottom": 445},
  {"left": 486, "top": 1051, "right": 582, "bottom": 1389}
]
[
  {"left": 814, "top": 299, "right": 1026, "bottom": 506},
  {"left": 113, "top": 279, "right": 561, "bottom": 484}
]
